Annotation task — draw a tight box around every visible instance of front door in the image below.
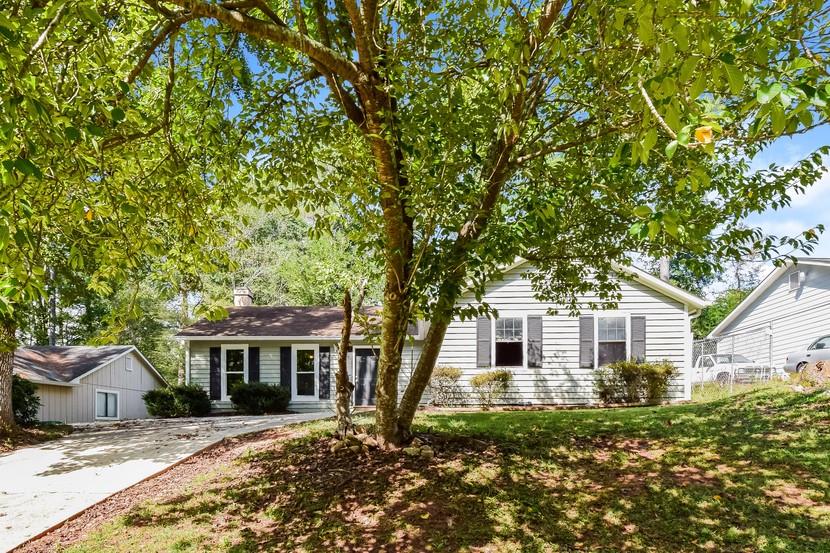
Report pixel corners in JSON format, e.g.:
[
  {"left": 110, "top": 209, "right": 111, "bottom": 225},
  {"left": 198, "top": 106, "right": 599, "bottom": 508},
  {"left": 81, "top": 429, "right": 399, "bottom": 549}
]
[
  {"left": 292, "top": 344, "right": 318, "bottom": 401},
  {"left": 354, "top": 348, "right": 378, "bottom": 406}
]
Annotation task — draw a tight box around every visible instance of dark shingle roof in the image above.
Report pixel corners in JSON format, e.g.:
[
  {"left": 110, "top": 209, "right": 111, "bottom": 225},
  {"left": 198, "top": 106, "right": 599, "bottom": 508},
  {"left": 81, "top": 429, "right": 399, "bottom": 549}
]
[
  {"left": 177, "top": 306, "right": 379, "bottom": 338},
  {"left": 13, "top": 346, "right": 134, "bottom": 384}
]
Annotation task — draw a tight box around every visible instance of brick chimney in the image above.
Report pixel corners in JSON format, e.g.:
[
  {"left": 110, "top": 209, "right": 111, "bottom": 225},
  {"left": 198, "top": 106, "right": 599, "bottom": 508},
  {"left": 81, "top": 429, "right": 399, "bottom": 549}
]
[{"left": 233, "top": 287, "right": 253, "bottom": 306}]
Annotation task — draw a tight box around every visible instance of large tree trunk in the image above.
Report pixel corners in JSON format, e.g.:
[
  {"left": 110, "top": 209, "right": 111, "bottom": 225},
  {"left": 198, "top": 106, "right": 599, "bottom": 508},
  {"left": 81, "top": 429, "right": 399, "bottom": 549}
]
[
  {"left": 361, "top": 85, "right": 414, "bottom": 448},
  {"left": 0, "top": 317, "right": 17, "bottom": 433}
]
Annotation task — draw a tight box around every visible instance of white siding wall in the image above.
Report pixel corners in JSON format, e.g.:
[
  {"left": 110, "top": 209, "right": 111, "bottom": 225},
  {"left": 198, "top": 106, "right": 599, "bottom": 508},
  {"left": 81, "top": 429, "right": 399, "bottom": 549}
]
[
  {"left": 189, "top": 340, "right": 422, "bottom": 412},
  {"left": 716, "top": 264, "right": 830, "bottom": 367},
  {"left": 435, "top": 265, "right": 690, "bottom": 404},
  {"left": 186, "top": 267, "right": 692, "bottom": 409},
  {"left": 189, "top": 340, "right": 338, "bottom": 412},
  {"left": 36, "top": 352, "right": 164, "bottom": 423}
]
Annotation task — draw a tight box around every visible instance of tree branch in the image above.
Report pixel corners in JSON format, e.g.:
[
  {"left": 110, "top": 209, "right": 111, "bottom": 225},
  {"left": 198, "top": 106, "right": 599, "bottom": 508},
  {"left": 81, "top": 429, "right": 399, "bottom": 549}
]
[
  {"left": 162, "top": 0, "right": 363, "bottom": 82},
  {"left": 127, "top": 14, "right": 195, "bottom": 84},
  {"left": 637, "top": 79, "right": 677, "bottom": 139},
  {"left": 19, "top": 1, "right": 70, "bottom": 77}
]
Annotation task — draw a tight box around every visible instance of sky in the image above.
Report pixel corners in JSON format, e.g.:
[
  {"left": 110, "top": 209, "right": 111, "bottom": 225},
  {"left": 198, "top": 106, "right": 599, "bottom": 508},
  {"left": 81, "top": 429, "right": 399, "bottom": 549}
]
[{"left": 747, "top": 126, "right": 830, "bottom": 259}]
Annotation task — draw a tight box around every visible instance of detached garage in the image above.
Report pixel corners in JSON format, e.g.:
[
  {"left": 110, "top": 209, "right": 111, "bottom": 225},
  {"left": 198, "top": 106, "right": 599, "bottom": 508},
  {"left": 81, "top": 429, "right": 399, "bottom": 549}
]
[{"left": 13, "top": 346, "right": 167, "bottom": 423}]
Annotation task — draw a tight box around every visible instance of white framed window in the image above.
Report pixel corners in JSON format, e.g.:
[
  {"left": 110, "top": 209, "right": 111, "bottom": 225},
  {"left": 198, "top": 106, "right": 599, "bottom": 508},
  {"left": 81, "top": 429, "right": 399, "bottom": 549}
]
[
  {"left": 494, "top": 317, "right": 523, "bottom": 367},
  {"left": 95, "top": 389, "right": 120, "bottom": 420},
  {"left": 596, "top": 315, "right": 630, "bottom": 367},
  {"left": 221, "top": 344, "right": 248, "bottom": 401},
  {"left": 125, "top": 356, "right": 133, "bottom": 372},
  {"left": 292, "top": 344, "right": 319, "bottom": 402}
]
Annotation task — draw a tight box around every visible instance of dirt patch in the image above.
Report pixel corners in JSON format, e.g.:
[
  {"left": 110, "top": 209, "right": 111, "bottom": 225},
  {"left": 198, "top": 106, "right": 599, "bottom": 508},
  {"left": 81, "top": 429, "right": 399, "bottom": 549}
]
[
  {"left": 14, "top": 426, "right": 304, "bottom": 552},
  {"left": 0, "top": 424, "right": 72, "bottom": 455},
  {"left": 764, "top": 482, "right": 821, "bottom": 508}
]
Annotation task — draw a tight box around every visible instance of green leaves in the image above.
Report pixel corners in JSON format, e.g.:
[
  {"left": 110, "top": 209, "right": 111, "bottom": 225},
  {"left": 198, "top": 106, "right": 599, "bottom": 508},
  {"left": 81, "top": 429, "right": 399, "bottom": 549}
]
[
  {"left": 723, "top": 63, "right": 745, "bottom": 95},
  {"left": 757, "top": 83, "right": 782, "bottom": 104},
  {"left": 12, "top": 157, "right": 42, "bottom": 179}
]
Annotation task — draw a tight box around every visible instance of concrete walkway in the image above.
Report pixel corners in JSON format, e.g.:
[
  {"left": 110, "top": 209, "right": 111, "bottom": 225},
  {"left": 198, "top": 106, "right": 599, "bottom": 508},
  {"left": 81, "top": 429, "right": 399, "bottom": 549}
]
[{"left": 0, "top": 412, "right": 330, "bottom": 552}]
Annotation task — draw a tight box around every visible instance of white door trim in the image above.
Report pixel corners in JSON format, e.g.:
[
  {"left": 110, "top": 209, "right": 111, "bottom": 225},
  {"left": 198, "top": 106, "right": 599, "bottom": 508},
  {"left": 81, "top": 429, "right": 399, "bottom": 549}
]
[
  {"left": 291, "top": 343, "right": 319, "bottom": 402},
  {"left": 220, "top": 343, "right": 248, "bottom": 401}
]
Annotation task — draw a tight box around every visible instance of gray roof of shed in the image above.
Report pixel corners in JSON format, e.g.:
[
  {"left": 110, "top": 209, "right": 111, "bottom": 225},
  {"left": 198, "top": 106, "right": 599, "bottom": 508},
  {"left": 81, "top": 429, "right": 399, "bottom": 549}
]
[{"left": 14, "top": 345, "right": 136, "bottom": 384}]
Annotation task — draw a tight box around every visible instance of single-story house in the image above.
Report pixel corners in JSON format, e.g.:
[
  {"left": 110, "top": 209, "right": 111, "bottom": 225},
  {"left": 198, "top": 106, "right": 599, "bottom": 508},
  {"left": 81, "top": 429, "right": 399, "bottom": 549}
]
[
  {"left": 177, "top": 261, "right": 707, "bottom": 410},
  {"left": 708, "top": 257, "right": 830, "bottom": 369},
  {"left": 13, "top": 345, "right": 167, "bottom": 423}
]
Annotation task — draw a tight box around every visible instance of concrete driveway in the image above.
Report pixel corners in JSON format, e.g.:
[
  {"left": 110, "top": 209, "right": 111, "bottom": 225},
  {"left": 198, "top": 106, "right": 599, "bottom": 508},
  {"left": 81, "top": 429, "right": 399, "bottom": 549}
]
[{"left": 0, "top": 412, "right": 330, "bottom": 552}]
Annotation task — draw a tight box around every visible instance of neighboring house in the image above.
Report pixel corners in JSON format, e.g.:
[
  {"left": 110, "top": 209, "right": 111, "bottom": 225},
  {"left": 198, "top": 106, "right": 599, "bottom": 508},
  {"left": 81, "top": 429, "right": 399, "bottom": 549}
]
[
  {"left": 708, "top": 258, "right": 830, "bottom": 370},
  {"left": 13, "top": 346, "right": 167, "bottom": 423},
  {"left": 177, "top": 263, "right": 706, "bottom": 410}
]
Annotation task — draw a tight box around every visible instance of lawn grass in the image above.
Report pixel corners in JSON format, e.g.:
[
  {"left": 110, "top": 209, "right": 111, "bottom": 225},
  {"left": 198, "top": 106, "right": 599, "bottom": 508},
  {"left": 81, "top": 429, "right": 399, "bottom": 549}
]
[
  {"left": 62, "top": 385, "right": 829, "bottom": 552},
  {"left": 0, "top": 422, "right": 72, "bottom": 455}
]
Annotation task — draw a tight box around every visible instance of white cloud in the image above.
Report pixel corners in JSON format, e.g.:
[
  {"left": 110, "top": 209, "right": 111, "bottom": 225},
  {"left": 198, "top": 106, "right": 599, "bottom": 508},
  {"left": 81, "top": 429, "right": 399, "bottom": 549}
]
[{"left": 788, "top": 169, "right": 830, "bottom": 209}]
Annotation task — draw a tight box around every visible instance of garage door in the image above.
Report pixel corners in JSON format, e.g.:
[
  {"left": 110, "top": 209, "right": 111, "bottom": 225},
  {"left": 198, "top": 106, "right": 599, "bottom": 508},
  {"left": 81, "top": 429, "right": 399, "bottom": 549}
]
[{"left": 354, "top": 348, "right": 378, "bottom": 406}]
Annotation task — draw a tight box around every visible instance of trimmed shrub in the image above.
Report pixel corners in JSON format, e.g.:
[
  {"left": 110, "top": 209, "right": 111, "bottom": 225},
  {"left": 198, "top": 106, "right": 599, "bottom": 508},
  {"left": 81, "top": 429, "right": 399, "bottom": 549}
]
[
  {"left": 429, "top": 366, "right": 465, "bottom": 407},
  {"left": 143, "top": 384, "right": 211, "bottom": 418},
  {"left": 12, "top": 375, "right": 40, "bottom": 426},
  {"left": 230, "top": 382, "right": 290, "bottom": 415},
  {"left": 594, "top": 359, "right": 678, "bottom": 404},
  {"left": 470, "top": 369, "right": 512, "bottom": 409}
]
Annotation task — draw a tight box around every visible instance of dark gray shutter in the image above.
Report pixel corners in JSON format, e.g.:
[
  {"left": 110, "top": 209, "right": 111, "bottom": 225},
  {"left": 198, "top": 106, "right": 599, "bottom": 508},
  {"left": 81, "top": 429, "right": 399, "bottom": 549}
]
[
  {"left": 319, "top": 346, "right": 331, "bottom": 399},
  {"left": 248, "top": 347, "right": 260, "bottom": 383},
  {"left": 476, "top": 316, "right": 491, "bottom": 368},
  {"left": 280, "top": 346, "right": 291, "bottom": 393},
  {"left": 209, "top": 347, "right": 221, "bottom": 400},
  {"left": 579, "top": 315, "right": 595, "bottom": 369},
  {"left": 631, "top": 316, "right": 646, "bottom": 362},
  {"left": 527, "top": 316, "right": 543, "bottom": 368}
]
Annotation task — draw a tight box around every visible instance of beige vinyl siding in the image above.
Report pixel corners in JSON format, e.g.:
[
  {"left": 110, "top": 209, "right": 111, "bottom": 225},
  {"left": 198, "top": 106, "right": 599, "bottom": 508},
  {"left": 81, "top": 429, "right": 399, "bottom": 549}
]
[
  {"left": 435, "top": 265, "right": 690, "bottom": 405},
  {"left": 35, "top": 352, "right": 164, "bottom": 423},
  {"left": 715, "top": 264, "right": 830, "bottom": 367}
]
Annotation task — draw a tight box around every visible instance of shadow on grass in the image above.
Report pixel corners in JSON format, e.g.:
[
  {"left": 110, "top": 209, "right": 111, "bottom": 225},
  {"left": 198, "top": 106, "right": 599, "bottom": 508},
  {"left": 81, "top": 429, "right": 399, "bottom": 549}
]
[{"left": 96, "top": 387, "right": 830, "bottom": 552}]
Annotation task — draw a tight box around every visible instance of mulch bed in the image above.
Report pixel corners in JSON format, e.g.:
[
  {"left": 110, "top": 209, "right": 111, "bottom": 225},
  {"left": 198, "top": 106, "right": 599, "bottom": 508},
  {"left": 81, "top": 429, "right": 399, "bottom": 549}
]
[{"left": 14, "top": 426, "right": 304, "bottom": 552}]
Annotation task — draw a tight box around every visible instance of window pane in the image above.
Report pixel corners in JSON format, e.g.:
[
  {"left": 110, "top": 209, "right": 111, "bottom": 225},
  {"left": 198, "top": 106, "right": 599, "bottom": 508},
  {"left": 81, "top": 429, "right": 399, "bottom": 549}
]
[
  {"left": 226, "top": 349, "right": 244, "bottom": 372},
  {"left": 107, "top": 394, "right": 117, "bottom": 418},
  {"left": 495, "top": 341, "right": 523, "bottom": 366},
  {"left": 226, "top": 372, "right": 244, "bottom": 394},
  {"left": 297, "top": 350, "right": 315, "bottom": 372},
  {"left": 297, "top": 372, "right": 315, "bottom": 396},
  {"left": 598, "top": 317, "right": 626, "bottom": 341},
  {"left": 598, "top": 342, "right": 626, "bottom": 366},
  {"left": 96, "top": 392, "right": 106, "bottom": 418},
  {"left": 496, "top": 318, "right": 522, "bottom": 342}
]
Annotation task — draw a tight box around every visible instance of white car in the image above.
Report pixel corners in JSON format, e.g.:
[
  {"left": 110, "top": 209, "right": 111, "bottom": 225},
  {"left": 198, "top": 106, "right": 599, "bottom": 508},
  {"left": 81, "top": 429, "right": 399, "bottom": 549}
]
[{"left": 693, "top": 354, "right": 788, "bottom": 385}]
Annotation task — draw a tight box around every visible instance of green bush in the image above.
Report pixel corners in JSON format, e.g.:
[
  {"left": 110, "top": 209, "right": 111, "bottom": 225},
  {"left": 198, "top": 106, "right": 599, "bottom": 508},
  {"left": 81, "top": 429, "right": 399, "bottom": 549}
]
[
  {"left": 594, "top": 359, "right": 678, "bottom": 404},
  {"left": 143, "top": 384, "right": 211, "bottom": 418},
  {"left": 470, "top": 369, "right": 512, "bottom": 409},
  {"left": 230, "top": 382, "right": 290, "bottom": 415},
  {"left": 429, "top": 366, "right": 465, "bottom": 407},
  {"left": 12, "top": 375, "right": 40, "bottom": 425}
]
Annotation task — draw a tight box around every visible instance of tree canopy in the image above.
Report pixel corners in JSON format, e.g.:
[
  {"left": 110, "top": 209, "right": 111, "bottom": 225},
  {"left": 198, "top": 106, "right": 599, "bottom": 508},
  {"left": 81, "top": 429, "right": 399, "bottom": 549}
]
[{"left": 2, "top": 0, "right": 829, "bottom": 439}]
